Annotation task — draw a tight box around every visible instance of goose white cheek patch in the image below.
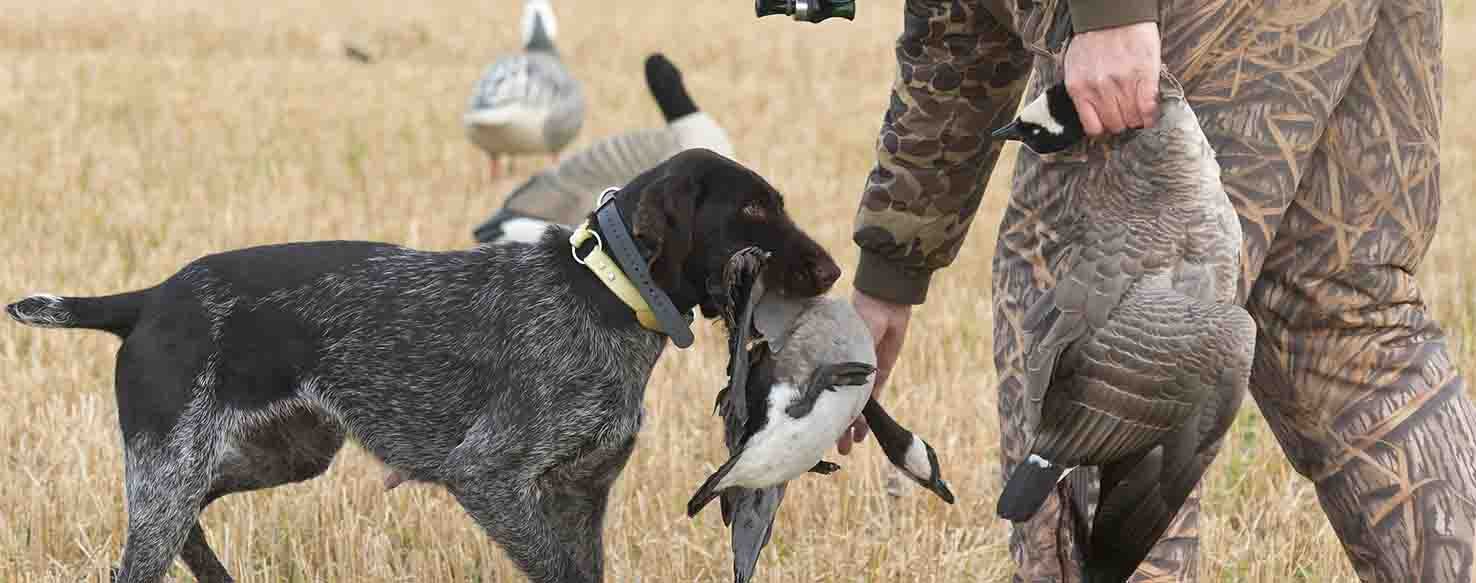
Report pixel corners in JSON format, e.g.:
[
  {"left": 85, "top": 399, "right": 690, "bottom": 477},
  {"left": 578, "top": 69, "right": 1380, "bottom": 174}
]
[
  {"left": 904, "top": 436, "right": 931, "bottom": 478},
  {"left": 497, "top": 217, "right": 554, "bottom": 244},
  {"left": 521, "top": 1, "right": 558, "bottom": 44},
  {"left": 1018, "top": 97, "right": 1064, "bottom": 135}
]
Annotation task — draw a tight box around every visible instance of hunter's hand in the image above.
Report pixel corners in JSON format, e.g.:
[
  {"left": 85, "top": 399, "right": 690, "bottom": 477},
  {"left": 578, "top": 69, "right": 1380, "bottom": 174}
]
[
  {"left": 838, "top": 289, "right": 912, "bottom": 455},
  {"left": 1064, "top": 21, "right": 1162, "bottom": 137}
]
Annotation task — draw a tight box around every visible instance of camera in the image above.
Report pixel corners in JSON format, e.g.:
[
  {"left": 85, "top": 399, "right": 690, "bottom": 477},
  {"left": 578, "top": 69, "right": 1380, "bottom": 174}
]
[{"left": 754, "top": 0, "right": 855, "bottom": 23}]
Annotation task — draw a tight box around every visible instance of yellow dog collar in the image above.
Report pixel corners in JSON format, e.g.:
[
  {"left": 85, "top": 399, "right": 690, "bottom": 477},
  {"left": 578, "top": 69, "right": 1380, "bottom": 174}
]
[{"left": 569, "top": 221, "right": 663, "bottom": 333}]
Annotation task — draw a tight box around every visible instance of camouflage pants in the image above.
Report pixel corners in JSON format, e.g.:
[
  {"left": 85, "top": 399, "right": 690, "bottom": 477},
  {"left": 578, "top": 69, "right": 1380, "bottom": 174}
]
[{"left": 981, "top": 0, "right": 1476, "bottom": 581}]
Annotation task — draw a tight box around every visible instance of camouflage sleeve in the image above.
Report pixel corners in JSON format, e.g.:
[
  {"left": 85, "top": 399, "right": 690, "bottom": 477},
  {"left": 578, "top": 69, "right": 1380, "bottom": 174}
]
[
  {"left": 1066, "top": 0, "right": 1158, "bottom": 33},
  {"left": 850, "top": 0, "right": 1032, "bottom": 305}
]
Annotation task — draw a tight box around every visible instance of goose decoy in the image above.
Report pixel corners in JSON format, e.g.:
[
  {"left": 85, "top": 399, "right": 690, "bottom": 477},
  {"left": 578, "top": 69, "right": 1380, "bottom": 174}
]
[
  {"left": 463, "top": 0, "right": 585, "bottom": 180},
  {"left": 990, "top": 73, "right": 1256, "bottom": 583},
  {"left": 343, "top": 44, "right": 374, "bottom": 64},
  {"left": 471, "top": 53, "right": 733, "bottom": 244},
  {"left": 693, "top": 249, "right": 954, "bottom": 582}
]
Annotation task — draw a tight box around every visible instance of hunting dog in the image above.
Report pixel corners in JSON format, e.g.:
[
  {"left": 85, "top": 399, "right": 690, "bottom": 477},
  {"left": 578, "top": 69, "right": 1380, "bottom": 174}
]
[{"left": 6, "top": 148, "right": 840, "bottom": 583}]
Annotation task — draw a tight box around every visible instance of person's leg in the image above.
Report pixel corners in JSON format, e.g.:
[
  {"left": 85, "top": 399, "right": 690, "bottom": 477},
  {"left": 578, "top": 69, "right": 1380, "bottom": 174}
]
[
  {"left": 1246, "top": 1, "right": 1476, "bottom": 580},
  {"left": 995, "top": 1, "right": 1387, "bottom": 579}
]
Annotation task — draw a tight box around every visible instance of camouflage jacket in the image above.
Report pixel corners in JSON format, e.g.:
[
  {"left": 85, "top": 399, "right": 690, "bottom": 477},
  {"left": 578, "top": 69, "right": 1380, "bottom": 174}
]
[{"left": 850, "top": 0, "right": 1156, "bottom": 305}]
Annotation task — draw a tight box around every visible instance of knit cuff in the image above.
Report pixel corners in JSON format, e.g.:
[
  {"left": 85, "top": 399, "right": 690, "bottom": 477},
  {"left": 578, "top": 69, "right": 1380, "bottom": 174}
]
[
  {"left": 1067, "top": 0, "right": 1159, "bottom": 33},
  {"left": 853, "top": 251, "right": 933, "bottom": 306}
]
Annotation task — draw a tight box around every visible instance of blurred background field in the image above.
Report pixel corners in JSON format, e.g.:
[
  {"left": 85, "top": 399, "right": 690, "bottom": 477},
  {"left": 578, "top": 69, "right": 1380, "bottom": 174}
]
[{"left": 3, "top": 1, "right": 1476, "bottom": 581}]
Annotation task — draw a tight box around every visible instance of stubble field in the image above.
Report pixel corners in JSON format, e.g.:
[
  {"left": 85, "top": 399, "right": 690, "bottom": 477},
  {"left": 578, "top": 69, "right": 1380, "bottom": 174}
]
[{"left": 4, "top": 1, "right": 1476, "bottom": 581}]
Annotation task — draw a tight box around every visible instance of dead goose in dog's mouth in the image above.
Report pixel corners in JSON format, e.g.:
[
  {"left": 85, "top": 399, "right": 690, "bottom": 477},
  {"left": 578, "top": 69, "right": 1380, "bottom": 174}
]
[
  {"left": 693, "top": 248, "right": 954, "bottom": 582},
  {"left": 690, "top": 249, "right": 873, "bottom": 512}
]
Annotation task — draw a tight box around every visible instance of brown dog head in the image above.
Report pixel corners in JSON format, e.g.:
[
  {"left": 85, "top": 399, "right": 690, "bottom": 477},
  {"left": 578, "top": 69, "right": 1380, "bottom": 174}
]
[{"left": 610, "top": 148, "right": 840, "bottom": 320}]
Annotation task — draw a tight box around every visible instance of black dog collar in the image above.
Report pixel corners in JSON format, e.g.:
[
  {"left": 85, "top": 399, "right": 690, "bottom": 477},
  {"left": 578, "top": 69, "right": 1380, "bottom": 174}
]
[{"left": 594, "top": 198, "right": 696, "bottom": 349}]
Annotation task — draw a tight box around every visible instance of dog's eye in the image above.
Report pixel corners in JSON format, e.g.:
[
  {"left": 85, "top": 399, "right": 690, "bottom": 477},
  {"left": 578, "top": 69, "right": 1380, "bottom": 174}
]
[{"left": 743, "top": 203, "right": 767, "bottom": 221}]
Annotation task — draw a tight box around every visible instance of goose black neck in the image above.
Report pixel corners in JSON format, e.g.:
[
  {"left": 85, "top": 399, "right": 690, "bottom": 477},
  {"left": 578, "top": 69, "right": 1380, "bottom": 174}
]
[
  {"left": 862, "top": 399, "right": 913, "bottom": 460},
  {"left": 1046, "top": 83, "right": 1083, "bottom": 138},
  {"left": 524, "top": 15, "right": 557, "bottom": 54},
  {"left": 645, "top": 55, "right": 699, "bottom": 121}
]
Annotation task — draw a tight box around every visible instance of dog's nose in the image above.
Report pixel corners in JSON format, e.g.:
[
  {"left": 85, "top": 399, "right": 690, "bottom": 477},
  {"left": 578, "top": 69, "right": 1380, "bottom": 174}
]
[{"left": 812, "top": 259, "right": 840, "bottom": 291}]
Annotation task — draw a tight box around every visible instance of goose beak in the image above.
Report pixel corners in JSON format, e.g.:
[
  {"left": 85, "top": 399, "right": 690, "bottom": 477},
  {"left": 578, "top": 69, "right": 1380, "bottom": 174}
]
[
  {"left": 928, "top": 478, "right": 956, "bottom": 505},
  {"left": 990, "top": 120, "right": 1024, "bottom": 142}
]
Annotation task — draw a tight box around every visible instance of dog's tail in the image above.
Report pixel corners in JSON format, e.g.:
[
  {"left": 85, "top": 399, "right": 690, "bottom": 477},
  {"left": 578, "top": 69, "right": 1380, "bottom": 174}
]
[{"left": 6, "top": 290, "right": 148, "bottom": 337}]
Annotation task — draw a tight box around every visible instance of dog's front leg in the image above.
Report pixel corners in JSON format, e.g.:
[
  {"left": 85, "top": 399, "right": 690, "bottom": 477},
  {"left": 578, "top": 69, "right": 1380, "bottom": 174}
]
[
  {"left": 535, "top": 430, "right": 640, "bottom": 582},
  {"left": 445, "top": 467, "right": 604, "bottom": 582},
  {"left": 440, "top": 417, "right": 636, "bottom": 583}
]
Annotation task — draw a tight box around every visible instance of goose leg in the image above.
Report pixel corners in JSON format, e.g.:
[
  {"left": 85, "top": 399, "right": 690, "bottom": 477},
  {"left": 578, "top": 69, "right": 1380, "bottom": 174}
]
[{"left": 808, "top": 461, "right": 841, "bottom": 475}]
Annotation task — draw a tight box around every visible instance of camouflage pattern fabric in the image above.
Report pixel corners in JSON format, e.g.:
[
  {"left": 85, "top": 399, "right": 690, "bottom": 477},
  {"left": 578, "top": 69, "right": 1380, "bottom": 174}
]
[
  {"left": 850, "top": 0, "right": 1034, "bottom": 306},
  {"left": 852, "top": 0, "right": 1476, "bottom": 581}
]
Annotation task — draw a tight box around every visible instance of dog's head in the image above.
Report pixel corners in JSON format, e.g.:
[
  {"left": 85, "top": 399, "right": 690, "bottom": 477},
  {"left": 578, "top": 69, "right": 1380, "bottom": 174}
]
[{"left": 609, "top": 148, "right": 839, "bottom": 319}]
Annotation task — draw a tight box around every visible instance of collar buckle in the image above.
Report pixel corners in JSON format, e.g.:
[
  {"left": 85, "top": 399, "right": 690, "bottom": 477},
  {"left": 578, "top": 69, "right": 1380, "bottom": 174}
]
[{"left": 569, "top": 228, "right": 601, "bottom": 266}]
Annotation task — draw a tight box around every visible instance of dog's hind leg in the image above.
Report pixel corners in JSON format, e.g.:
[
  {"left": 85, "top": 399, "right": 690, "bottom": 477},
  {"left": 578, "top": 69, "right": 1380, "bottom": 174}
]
[
  {"left": 179, "top": 408, "right": 348, "bottom": 583},
  {"left": 178, "top": 522, "right": 232, "bottom": 583},
  {"left": 111, "top": 403, "right": 223, "bottom": 583}
]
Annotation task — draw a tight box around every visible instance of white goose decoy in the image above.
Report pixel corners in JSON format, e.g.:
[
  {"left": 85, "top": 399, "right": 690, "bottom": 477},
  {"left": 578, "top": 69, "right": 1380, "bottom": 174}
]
[
  {"left": 464, "top": 0, "right": 585, "bottom": 179},
  {"left": 471, "top": 52, "right": 734, "bottom": 244}
]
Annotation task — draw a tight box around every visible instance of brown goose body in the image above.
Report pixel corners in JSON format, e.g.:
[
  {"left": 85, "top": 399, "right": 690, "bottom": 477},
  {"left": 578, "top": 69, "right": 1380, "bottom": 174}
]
[{"left": 994, "top": 74, "right": 1256, "bottom": 583}]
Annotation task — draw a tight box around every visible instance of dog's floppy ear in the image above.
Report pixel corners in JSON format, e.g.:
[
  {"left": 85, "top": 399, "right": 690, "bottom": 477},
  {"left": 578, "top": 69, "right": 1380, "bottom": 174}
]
[{"left": 631, "top": 173, "right": 698, "bottom": 291}]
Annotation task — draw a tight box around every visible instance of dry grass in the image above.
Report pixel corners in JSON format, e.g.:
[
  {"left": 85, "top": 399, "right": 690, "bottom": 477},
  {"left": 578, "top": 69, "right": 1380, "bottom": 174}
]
[{"left": 2, "top": 1, "right": 1475, "bottom": 581}]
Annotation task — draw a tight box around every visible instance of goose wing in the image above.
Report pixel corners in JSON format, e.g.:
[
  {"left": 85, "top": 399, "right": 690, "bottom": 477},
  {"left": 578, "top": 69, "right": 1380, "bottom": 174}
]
[
  {"left": 725, "top": 486, "right": 786, "bottom": 583},
  {"left": 1074, "top": 300, "right": 1254, "bottom": 580},
  {"left": 707, "top": 249, "right": 788, "bottom": 582},
  {"left": 486, "top": 127, "right": 682, "bottom": 230},
  {"left": 1030, "top": 285, "right": 1252, "bottom": 470},
  {"left": 1024, "top": 222, "right": 1148, "bottom": 433},
  {"left": 713, "top": 248, "right": 772, "bottom": 442},
  {"left": 1022, "top": 218, "right": 1203, "bottom": 464},
  {"left": 467, "top": 53, "right": 580, "bottom": 115},
  {"left": 718, "top": 345, "right": 786, "bottom": 583}
]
